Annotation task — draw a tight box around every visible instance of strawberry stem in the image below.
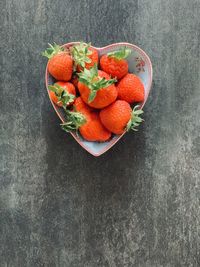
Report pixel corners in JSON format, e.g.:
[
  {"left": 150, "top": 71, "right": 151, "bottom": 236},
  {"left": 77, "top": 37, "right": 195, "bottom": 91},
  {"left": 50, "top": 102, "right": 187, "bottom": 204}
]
[
  {"left": 48, "top": 84, "right": 75, "bottom": 107},
  {"left": 61, "top": 109, "right": 86, "bottom": 132},
  {"left": 126, "top": 105, "right": 144, "bottom": 131},
  {"left": 78, "top": 64, "right": 117, "bottom": 102},
  {"left": 107, "top": 47, "right": 132, "bottom": 60},
  {"left": 71, "top": 42, "right": 93, "bottom": 69},
  {"left": 42, "top": 43, "right": 65, "bottom": 59}
]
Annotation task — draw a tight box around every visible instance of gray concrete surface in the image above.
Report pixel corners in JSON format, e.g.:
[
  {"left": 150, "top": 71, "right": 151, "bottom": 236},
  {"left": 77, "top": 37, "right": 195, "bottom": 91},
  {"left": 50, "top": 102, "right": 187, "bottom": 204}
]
[{"left": 0, "top": 0, "right": 200, "bottom": 266}]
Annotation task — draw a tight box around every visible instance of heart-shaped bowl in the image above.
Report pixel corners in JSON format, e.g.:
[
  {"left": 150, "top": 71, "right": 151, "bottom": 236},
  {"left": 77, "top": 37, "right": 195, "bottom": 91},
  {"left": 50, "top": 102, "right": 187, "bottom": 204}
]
[{"left": 45, "top": 42, "right": 153, "bottom": 156}]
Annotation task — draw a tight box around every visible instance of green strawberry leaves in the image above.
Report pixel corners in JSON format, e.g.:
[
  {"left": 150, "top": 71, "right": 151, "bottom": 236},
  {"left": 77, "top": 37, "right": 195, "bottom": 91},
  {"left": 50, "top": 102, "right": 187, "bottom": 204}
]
[
  {"left": 88, "top": 91, "right": 97, "bottom": 103},
  {"left": 71, "top": 42, "right": 92, "bottom": 69},
  {"left": 42, "top": 43, "right": 64, "bottom": 59},
  {"left": 107, "top": 47, "right": 132, "bottom": 60},
  {"left": 61, "top": 110, "right": 86, "bottom": 132},
  {"left": 48, "top": 84, "right": 75, "bottom": 108},
  {"left": 78, "top": 64, "right": 117, "bottom": 102},
  {"left": 126, "top": 105, "right": 144, "bottom": 131}
]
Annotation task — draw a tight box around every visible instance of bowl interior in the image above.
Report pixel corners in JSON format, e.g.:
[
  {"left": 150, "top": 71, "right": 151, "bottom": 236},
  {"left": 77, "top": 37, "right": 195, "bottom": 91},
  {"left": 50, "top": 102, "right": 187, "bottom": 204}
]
[{"left": 46, "top": 42, "right": 152, "bottom": 156}]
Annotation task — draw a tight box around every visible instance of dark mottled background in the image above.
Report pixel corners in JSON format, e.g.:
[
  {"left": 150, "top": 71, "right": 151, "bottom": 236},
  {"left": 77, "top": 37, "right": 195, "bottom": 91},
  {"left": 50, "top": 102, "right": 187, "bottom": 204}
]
[{"left": 0, "top": 0, "right": 200, "bottom": 266}]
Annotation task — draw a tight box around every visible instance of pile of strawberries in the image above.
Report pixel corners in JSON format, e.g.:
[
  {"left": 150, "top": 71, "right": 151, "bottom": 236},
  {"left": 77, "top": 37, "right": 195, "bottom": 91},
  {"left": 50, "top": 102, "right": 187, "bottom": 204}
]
[{"left": 43, "top": 42, "right": 144, "bottom": 142}]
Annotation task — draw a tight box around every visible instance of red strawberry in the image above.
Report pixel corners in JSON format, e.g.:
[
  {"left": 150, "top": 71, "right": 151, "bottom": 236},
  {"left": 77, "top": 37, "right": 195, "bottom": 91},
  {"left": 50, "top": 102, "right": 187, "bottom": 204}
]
[
  {"left": 78, "top": 64, "right": 117, "bottom": 109},
  {"left": 100, "top": 47, "right": 131, "bottom": 79},
  {"left": 100, "top": 100, "right": 143, "bottom": 135},
  {"left": 117, "top": 73, "right": 145, "bottom": 103},
  {"left": 48, "top": 82, "right": 76, "bottom": 107},
  {"left": 71, "top": 42, "right": 98, "bottom": 72},
  {"left": 43, "top": 43, "right": 73, "bottom": 81},
  {"left": 61, "top": 97, "right": 111, "bottom": 142}
]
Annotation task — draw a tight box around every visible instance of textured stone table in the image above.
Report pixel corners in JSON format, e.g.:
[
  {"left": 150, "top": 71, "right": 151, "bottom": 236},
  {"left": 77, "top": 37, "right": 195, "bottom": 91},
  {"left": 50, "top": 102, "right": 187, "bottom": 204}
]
[{"left": 0, "top": 0, "right": 200, "bottom": 266}]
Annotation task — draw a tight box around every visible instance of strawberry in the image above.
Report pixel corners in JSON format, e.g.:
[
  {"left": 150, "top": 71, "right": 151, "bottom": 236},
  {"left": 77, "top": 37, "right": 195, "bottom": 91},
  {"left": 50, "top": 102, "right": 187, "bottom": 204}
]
[
  {"left": 100, "top": 47, "right": 131, "bottom": 79},
  {"left": 42, "top": 43, "right": 73, "bottom": 81},
  {"left": 71, "top": 42, "right": 99, "bottom": 72},
  {"left": 117, "top": 73, "right": 145, "bottom": 103},
  {"left": 61, "top": 97, "right": 111, "bottom": 142},
  {"left": 48, "top": 82, "right": 76, "bottom": 107},
  {"left": 100, "top": 100, "right": 143, "bottom": 135},
  {"left": 77, "top": 64, "right": 117, "bottom": 109}
]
